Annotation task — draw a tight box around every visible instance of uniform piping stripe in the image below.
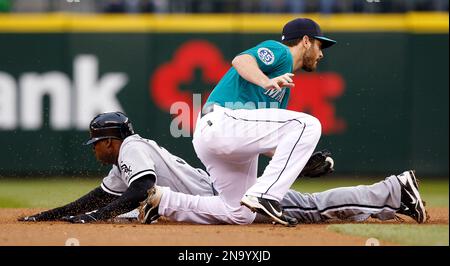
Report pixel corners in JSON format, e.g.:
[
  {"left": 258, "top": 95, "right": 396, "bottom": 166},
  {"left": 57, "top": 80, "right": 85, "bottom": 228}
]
[
  {"left": 128, "top": 169, "right": 156, "bottom": 185},
  {"left": 224, "top": 112, "right": 304, "bottom": 125},
  {"left": 283, "top": 203, "right": 399, "bottom": 212},
  {"left": 101, "top": 182, "right": 123, "bottom": 196},
  {"left": 222, "top": 111, "right": 306, "bottom": 198},
  {"left": 264, "top": 122, "right": 305, "bottom": 197}
]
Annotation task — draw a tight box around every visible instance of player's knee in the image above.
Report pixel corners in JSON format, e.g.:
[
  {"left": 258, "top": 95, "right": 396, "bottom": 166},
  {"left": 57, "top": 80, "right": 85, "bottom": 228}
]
[
  {"left": 290, "top": 115, "right": 321, "bottom": 139},
  {"left": 228, "top": 207, "right": 256, "bottom": 225},
  {"left": 308, "top": 116, "right": 322, "bottom": 139}
]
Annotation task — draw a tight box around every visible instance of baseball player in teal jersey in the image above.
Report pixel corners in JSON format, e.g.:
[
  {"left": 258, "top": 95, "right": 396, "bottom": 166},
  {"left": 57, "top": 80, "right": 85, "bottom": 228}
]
[
  {"left": 207, "top": 39, "right": 293, "bottom": 109},
  {"left": 200, "top": 18, "right": 338, "bottom": 226},
  {"left": 139, "top": 18, "right": 340, "bottom": 227}
]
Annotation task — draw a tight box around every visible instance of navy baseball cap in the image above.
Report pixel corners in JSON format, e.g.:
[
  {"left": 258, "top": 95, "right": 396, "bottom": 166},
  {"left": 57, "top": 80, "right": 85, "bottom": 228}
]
[
  {"left": 281, "top": 18, "right": 336, "bottom": 49},
  {"left": 84, "top": 112, "right": 134, "bottom": 145}
]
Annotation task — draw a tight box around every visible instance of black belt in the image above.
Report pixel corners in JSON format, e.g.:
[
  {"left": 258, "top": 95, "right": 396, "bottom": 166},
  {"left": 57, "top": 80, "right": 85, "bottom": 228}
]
[
  {"left": 201, "top": 105, "right": 215, "bottom": 126},
  {"left": 201, "top": 104, "right": 215, "bottom": 118}
]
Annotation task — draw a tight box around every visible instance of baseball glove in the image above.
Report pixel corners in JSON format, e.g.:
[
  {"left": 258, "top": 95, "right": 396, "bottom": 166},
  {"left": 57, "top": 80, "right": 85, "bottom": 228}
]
[{"left": 299, "top": 149, "right": 335, "bottom": 178}]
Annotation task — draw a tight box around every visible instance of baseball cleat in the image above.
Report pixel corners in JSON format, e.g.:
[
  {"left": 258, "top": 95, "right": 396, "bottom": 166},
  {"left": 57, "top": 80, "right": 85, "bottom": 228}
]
[
  {"left": 138, "top": 186, "right": 163, "bottom": 224},
  {"left": 396, "top": 170, "right": 428, "bottom": 223},
  {"left": 240, "top": 195, "right": 298, "bottom": 227}
]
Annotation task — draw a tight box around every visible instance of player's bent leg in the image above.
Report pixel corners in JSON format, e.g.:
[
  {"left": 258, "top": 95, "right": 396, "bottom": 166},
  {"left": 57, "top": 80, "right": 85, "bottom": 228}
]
[
  {"left": 193, "top": 107, "right": 322, "bottom": 226},
  {"left": 157, "top": 188, "right": 256, "bottom": 224},
  {"left": 244, "top": 112, "right": 321, "bottom": 203},
  {"left": 226, "top": 110, "right": 321, "bottom": 226},
  {"left": 193, "top": 124, "right": 260, "bottom": 224}
]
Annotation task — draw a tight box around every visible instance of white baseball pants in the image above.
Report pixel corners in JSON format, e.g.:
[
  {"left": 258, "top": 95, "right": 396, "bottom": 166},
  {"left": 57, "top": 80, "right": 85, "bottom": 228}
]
[{"left": 158, "top": 105, "right": 321, "bottom": 224}]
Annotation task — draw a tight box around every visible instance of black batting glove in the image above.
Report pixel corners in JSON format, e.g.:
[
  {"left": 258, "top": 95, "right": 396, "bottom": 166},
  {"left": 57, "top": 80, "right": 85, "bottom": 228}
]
[
  {"left": 18, "top": 215, "right": 39, "bottom": 222},
  {"left": 18, "top": 212, "right": 54, "bottom": 222},
  {"left": 62, "top": 212, "right": 99, "bottom": 224}
]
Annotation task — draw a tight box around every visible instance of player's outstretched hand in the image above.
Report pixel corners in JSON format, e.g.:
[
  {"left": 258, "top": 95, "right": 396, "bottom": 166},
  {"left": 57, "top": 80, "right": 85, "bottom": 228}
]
[
  {"left": 18, "top": 212, "right": 52, "bottom": 222},
  {"left": 18, "top": 210, "right": 68, "bottom": 222},
  {"left": 263, "top": 73, "right": 295, "bottom": 91},
  {"left": 18, "top": 215, "right": 39, "bottom": 222},
  {"left": 62, "top": 213, "right": 99, "bottom": 224}
]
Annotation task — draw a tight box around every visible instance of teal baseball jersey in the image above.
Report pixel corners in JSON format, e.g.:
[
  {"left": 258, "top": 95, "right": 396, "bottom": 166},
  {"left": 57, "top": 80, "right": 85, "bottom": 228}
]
[{"left": 206, "top": 40, "right": 293, "bottom": 109}]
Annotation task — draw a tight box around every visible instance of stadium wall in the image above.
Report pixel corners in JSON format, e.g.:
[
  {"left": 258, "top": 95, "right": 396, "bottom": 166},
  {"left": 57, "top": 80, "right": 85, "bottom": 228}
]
[{"left": 0, "top": 13, "right": 448, "bottom": 176}]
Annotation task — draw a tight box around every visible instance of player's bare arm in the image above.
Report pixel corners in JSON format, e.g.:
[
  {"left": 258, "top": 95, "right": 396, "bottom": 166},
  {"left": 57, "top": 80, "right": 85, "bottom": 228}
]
[{"left": 232, "top": 54, "right": 295, "bottom": 90}]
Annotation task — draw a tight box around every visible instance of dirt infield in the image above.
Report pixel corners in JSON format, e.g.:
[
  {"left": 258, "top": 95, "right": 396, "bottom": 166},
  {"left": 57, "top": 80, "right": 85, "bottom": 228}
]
[{"left": 0, "top": 208, "right": 448, "bottom": 246}]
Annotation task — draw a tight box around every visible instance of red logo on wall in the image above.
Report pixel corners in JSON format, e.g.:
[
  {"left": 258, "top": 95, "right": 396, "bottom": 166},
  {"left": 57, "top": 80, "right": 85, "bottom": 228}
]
[
  {"left": 151, "top": 40, "right": 229, "bottom": 132},
  {"left": 150, "top": 40, "right": 346, "bottom": 135}
]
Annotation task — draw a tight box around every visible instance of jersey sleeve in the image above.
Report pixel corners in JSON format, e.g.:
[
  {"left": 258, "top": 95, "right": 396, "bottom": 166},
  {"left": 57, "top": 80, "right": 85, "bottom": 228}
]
[
  {"left": 101, "top": 165, "right": 128, "bottom": 196},
  {"left": 118, "top": 142, "right": 156, "bottom": 186},
  {"left": 239, "top": 41, "right": 288, "bottom": 74}
]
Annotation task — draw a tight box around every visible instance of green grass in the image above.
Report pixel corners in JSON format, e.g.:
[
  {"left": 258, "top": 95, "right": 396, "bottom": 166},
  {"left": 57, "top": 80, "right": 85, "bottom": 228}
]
[
  {"left": 0, "top": 177, "right": 101, "bottom": 208},
  {"left": 0, "top": 176, "right": 448, "bottom": 208},
  {"left": 328, "top": 224, "right": 449, "bottom": 246}
]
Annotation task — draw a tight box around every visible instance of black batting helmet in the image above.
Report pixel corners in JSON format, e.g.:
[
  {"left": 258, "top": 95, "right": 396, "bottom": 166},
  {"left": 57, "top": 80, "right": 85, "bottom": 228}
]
[{"left": 84, "top": 112, "right": 135, "bottom": 145}]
